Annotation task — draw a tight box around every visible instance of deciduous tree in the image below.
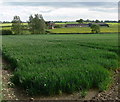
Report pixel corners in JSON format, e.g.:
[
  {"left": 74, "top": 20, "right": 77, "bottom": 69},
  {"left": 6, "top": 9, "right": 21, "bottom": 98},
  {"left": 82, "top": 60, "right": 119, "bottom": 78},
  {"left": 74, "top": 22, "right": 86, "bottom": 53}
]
[
  {"left": 90, "top": 24, "right": 100, "bottom": 33},
  {"left": 12, "top": 16, "right": 22, "bottom": 34},
  {"left": 95, "top": 20, "right": 100, "bottom": 23},
  {"left": 28, "top": 14, "right": 46, "bottom": 34},
  {"left": 76, "top": 19, "right": 84, "bottom": 24}
]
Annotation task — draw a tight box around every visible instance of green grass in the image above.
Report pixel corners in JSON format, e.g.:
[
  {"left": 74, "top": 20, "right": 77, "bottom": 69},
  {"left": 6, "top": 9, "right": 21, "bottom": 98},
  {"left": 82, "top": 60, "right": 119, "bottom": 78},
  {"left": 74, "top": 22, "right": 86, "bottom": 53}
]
[
  {"left": 0, "top": 23, "right": 28, "bottom": 27},
  {"left": 49, "top": 27, "right": 91, "bottom": 33},
  {"left": 0, "top": 36, "right": 2, "bottom": 100},
  {"left": 2, "top": 34, "right": 119, "bottom": 96},
  {"left": 0, "top": 71, "right": 2, "bottom": 100},
  {"left": 0, "top": 23, "right": 12, "bottom": 27},
  {"left": 100, "top": 24, "right": 118, "bottom": 33},
  {"left": 0, "top": 27, "right": 11, "bottom": 30},
  {"left": 107, "top": 23, "right": 118, "bottom": 25},
  {"left": 0, "top": 23, "right": 28, "bottom": 30}
]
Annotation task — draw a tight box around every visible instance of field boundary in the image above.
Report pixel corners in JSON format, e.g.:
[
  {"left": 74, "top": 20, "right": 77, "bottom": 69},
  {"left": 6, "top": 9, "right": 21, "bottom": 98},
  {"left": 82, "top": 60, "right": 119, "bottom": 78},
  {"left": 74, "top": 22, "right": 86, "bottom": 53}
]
[{"left": 49, "top": 32, "right": 119, "bottom": 35}]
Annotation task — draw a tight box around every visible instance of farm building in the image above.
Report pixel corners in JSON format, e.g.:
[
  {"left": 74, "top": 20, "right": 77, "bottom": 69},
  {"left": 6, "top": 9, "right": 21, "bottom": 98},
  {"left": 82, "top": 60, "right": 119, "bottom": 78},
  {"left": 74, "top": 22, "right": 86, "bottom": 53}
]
[
  {"left": 46, "top": 21, "right": 55, "bottom": 29},
  {"left": 65, "top": 23, "right": 109, "bottom": 28},
  {"left": 65, "top": 24, "right": 89, "bottom": 27},
  {"left": 89, "top": 23, "right": 109, "bottom": 27}
]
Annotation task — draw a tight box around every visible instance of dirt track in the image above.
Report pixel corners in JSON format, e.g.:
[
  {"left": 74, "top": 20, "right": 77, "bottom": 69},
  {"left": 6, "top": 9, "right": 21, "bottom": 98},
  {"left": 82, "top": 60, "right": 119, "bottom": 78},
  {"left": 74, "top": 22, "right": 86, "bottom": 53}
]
[{"left": 93, "top": 69, "right": 120, "bottom": 100}]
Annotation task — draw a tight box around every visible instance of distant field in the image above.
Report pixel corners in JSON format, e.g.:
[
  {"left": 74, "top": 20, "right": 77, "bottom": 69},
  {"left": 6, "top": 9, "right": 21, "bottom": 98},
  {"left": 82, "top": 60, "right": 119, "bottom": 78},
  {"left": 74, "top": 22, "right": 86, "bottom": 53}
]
[
  {"left": 107, "top": 23, "right": 118, "bottom": 25},
  {"left": 0, "top": 23, "right": 12, "bottom": 26},
  {"left": 2, "top": 34, "right": 119, "bottom": 96},
  {"left": 49, "top": 24, "right": 118, "bottom": 33},
  {"left": 0, "top": 23, "right": 118, "bottom": 33},
  {"left": 0, "top": 22, "right": 118, "bottom": 26},
  {"left": 0, "top": 23, "right": 28, "bottom": 30},
  {"left": 1, "top": 27, "right": 11, "bottom": 30},
  {"left": 55, "top": 22, "right": 118, "bottom": 25},
  {"left": 0, "top": 23, "right": 28, "bottom": 26}
]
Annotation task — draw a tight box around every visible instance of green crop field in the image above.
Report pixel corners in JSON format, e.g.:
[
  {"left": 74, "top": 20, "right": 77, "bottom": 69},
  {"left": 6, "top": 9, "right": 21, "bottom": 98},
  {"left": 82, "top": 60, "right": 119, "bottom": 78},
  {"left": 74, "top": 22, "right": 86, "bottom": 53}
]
[
  {"left": 2, "top": 34, "right": 119, "bottom": 96},
  {"left": 0, "top": 27, "right": 11, "bottom": 30},
  {"left": 0, "top": 23, "right": 28, "bottom": 27},
  {"left": 0, "top": 23, "right": 28, "bottom": 30},
  {"left": 49, "top": 27, "right": 91, "bottom": 33},
  {"left": 107, "top": 23, "right": 118, "bottom": 25}
]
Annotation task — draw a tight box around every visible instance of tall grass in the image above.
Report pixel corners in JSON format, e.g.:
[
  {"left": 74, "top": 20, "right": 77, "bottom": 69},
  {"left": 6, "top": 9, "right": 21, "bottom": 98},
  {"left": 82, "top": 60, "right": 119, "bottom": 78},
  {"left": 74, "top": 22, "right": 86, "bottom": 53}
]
[{"left": 2, "top": 34, "right": 119, "bottom": 96}]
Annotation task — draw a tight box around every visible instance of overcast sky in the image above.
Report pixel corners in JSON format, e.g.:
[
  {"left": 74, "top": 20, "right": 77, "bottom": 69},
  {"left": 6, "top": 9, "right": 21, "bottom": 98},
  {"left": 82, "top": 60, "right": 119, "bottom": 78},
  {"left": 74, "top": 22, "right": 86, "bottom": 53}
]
[{"left": 0, "top": 0, "right": 119, "bottom": 21}]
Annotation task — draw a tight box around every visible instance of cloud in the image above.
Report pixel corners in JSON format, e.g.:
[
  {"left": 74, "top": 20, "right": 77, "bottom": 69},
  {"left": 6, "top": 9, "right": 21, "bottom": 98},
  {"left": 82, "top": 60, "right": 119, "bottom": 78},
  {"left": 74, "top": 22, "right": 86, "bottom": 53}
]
[
  {"left": 43, "top": 7, "right": 117, "bottom": 21},
  {"left": 3, "top": 2, "right": 117, "bottom": 9},
  {"left": 0, "top": 2, "right": 118, "bottom": 21},
  {"left": 89, "top": 7, "right": 118, "bottom": 13},
  {"left": 2, "top": 0, "right": 120, "bottom": 2}
]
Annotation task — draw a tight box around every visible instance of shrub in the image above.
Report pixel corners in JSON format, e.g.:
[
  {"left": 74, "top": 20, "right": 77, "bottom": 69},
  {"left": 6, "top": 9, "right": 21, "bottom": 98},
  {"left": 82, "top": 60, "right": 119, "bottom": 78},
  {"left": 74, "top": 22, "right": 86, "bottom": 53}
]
[
  {"left": 2, "top": 30, "right": 13, "bottom": 35},
  {"left": 54, "top": 25, "right": 63, "bottom": 28},
  {"left": 90, "top": 24, "right": 100, "bottom": 33}
]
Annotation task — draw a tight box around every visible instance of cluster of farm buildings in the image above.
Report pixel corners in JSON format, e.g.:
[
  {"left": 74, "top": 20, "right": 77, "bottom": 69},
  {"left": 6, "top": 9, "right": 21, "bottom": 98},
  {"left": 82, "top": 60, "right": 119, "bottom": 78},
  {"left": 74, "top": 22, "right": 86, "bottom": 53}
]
[{"left": 46, "top": 22, "right": 109, "bottom": 29}]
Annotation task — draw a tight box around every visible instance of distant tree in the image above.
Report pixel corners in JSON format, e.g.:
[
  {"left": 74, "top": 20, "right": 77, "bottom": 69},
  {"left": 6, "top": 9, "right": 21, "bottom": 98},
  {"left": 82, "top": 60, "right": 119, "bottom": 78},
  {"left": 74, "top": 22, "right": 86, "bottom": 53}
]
[
  {"left": 118, "top": 20, "right": 120, "bottom": 23},
  {"left": 90, "top": 24, "right": 100, "bottom": 34},
  {"left": 54, "top": 24, "right": 63, "bottom": 28},
  {"left": 28, "top": 15, "right": 34, "bottom": 33},
  {"left": 3, "top": 21, "right": 11, "bottom": 23},
  {"left": 76, "top": 19, "right": 84, "bottom": 24},
  {"left": 12, "top": 16, "right": 22, "bottom": 34},
  {"left": 86, "top": 19, "right": 90, "bottom": 22},
  {"left": 28, "top": 14, "right": 46, "bottom": 34},
  {"left": 95, "top": 20, "right": 100, "bottom": 23}
]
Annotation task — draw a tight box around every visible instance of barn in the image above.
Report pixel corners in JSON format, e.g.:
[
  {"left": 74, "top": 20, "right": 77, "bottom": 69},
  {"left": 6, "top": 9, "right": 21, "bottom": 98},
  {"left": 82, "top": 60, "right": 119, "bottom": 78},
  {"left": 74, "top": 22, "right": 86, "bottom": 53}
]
[
  {"left": 65, "top": 23, "right": 109, "bottom": 28},
  {"left": 46, "top": 21, "right": 55, "bottom": 29},
  {"left": 89, "top": 23, "right": 109, "bottom": 27},
  {"left": 65, "top": 24, "right": 89, "bottom": 27}
]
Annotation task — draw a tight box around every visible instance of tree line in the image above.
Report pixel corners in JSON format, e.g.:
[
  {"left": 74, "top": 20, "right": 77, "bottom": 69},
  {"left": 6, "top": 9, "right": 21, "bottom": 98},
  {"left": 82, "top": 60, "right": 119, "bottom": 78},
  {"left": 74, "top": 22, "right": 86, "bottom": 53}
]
[
  {"left": 11, "top": 14, "right": 46, "bottom": 34},
  {"left": 76, "top": 19, "right": 119, "bottom": 24}
]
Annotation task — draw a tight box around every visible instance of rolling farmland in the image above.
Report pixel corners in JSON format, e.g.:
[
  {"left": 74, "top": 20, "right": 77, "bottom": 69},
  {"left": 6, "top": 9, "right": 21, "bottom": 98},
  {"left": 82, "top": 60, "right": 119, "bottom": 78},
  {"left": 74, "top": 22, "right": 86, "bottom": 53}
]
[
  {"left": 0, "top": 23, "right": 118, "bottom": 34},
  {"left": 49, "top": 24, "right": 118, "bottom": 33},
  {"left": 0, "top": 23, "right": 28, "bottom": 30},
  {"left": 2, "top": 34, "right": 119, "bottom": 96}
]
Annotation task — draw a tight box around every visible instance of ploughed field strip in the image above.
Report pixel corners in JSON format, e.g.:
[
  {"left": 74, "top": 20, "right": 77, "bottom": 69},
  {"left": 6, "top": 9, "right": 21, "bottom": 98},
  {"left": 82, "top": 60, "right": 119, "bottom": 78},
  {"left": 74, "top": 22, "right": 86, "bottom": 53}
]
[{"left": 2, "top": 34, "right": 119, "bottom": 96}]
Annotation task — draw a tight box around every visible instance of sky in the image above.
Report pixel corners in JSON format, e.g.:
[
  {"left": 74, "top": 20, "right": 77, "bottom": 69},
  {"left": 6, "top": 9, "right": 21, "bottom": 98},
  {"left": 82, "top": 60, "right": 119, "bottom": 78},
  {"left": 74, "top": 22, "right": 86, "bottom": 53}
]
[{"left": 0, "top": 0, "right": 119, "bottom": 21}]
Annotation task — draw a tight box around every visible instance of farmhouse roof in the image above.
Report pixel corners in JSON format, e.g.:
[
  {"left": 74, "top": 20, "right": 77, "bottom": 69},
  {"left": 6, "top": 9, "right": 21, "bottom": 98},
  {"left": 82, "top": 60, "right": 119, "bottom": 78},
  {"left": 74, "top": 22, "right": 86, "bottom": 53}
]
[{"left": 65, "top": 24, "right": 88, "bottom": 26}]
